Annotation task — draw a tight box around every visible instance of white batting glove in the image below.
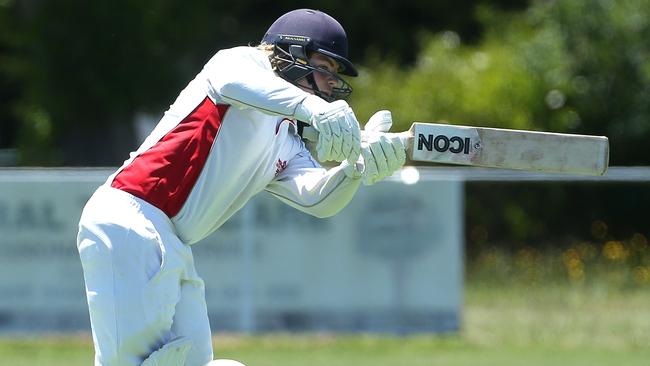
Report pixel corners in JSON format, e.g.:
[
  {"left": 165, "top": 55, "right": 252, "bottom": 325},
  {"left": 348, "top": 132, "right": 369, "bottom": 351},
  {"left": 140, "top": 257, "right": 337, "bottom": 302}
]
[
  {"left": 310, "top": 100, "right": 361, "bottom": 163},
  {"left": 359, "top": 133, "right": 406, "bottom": 185},
  {"left": 342, "top": 110, "right": 406, "bottom": 185}
]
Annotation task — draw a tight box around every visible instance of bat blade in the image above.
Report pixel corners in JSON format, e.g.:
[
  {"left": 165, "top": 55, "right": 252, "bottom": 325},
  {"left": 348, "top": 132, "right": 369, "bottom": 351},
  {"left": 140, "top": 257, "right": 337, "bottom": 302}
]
[{"left": 406, "top": 123, "right": 609, "bottom": 175}]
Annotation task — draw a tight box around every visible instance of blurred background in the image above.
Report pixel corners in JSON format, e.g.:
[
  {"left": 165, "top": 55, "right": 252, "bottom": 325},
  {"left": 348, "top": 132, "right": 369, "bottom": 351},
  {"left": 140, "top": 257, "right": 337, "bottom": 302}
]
[{"left": 1, "top": 0, "right": 650, "bottom": 365}]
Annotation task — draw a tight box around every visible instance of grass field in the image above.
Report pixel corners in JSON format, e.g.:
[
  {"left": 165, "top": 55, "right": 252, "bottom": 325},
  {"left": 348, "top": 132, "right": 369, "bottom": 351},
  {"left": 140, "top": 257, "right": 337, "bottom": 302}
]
[{"left": 1, "top": 280, "right": 649, "bottom": 366}]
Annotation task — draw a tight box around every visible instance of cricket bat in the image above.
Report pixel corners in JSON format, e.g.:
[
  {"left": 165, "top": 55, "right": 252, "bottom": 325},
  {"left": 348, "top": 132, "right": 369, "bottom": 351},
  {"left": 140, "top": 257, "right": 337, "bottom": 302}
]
[{"left": 303, "top": 118, "right": 609, "bottom": 176}]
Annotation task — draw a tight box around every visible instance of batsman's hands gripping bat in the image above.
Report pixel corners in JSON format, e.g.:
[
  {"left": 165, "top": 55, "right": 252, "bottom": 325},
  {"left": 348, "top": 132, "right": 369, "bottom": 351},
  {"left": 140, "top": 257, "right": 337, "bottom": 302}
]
[
  {"left": 359, "top": 131, "right": 407, "bottom": 185},
  {"left": 340, "top": 110, "right": 406, "bottom": 185},
  {"left": 308, "top": 99, "right": 361, "bottom": 163},
  {"left": 304, "top": 111, "right": 609, "bottom": 176}
]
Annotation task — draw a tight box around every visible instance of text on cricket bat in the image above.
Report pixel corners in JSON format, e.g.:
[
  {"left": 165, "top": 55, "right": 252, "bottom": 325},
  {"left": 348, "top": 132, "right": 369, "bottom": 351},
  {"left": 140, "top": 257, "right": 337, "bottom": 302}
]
[{"left": 417, "top": 134, "right": 471, "bottom": 154}]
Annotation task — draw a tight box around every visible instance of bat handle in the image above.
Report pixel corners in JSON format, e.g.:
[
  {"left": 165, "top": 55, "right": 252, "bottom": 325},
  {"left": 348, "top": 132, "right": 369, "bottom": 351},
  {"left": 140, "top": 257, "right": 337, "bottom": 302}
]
[
  {"left": 302, "top": 126, "right": 411, "bottom": 147},
  {"left": 360, "top": 130, "right": 412, "bottom": 147},
  {"left": 302, "top": 126, "right": 320, "bottom": 142}
]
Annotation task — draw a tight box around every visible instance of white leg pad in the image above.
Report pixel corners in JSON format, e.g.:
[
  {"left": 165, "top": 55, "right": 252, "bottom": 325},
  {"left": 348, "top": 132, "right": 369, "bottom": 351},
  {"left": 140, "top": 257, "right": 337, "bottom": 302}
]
[
  {"left": 141, "top": 337, "right": 192, "bottom": 366},
  {"left": 206, "top": 360, "right": 247, "bottom": 366}
]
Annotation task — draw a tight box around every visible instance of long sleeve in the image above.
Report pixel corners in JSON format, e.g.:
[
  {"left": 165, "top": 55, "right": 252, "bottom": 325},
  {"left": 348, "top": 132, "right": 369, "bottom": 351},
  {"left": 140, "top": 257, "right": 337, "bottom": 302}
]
[
  {"left": 265, "top": 149, "right": 361, "bottom": 218},
  {"left": 204, "top": 46, "right": 328, "bottom": 122}
]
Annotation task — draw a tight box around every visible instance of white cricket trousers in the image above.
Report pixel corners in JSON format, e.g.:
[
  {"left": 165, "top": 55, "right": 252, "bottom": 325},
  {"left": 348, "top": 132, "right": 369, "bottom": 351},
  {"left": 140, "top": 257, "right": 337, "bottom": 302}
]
[{"left": 77, "top": 186, "right": 213, "bottom": 366}]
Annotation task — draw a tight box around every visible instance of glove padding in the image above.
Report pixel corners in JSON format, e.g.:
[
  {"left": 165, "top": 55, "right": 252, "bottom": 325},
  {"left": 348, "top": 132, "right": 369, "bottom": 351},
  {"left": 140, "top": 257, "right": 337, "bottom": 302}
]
[
  {"left": 310, "top": 100, "right": 361, "bottom": 163},
  {"left": 342, "top": 110, "right": 406, "bottom": 185},
  {"left": 359, "top": 133, "right": 406, "bottom": 185}
]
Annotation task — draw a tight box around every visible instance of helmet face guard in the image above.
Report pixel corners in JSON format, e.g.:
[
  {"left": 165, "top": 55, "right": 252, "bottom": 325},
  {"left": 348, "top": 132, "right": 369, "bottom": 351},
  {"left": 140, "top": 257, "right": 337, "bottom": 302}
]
[{"left": 271, "top": 36, "right": 352, "bottom": 102}]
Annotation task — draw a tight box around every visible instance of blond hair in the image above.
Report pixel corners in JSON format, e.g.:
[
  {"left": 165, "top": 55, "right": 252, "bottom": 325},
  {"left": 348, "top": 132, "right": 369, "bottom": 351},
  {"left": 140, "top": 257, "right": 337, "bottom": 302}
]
[{"left": 256, "top": 43, "right": 283, "bottom": 71}]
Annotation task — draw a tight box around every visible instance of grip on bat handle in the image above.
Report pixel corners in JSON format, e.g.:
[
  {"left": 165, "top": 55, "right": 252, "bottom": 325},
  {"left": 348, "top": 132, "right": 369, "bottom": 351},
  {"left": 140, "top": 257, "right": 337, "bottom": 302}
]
[
  {"left": 301, "top": 126, "right": 411, "bottom": 147},
  {"left": 301, "top": 126, "right": 320, "bottom": 142}
]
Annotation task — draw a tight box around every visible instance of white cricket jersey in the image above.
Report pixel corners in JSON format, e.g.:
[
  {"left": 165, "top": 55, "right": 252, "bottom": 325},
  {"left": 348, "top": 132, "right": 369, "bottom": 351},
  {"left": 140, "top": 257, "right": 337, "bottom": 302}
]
[{"left": 105, "top": 46, "right": 361, "bottom": 245}]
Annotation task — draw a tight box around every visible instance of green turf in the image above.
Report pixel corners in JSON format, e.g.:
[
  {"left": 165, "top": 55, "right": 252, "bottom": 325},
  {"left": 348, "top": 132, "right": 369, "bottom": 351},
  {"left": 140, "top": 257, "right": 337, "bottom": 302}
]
[{"left": 2, "top": 282, "right": 649, "bottom": 366}]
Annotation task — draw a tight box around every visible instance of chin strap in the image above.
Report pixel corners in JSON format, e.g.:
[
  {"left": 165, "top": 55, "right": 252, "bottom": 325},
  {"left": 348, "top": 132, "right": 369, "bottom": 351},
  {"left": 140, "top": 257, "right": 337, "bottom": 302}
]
[{"left": 304, "top": 73, "right": 333, "bottom": 102}]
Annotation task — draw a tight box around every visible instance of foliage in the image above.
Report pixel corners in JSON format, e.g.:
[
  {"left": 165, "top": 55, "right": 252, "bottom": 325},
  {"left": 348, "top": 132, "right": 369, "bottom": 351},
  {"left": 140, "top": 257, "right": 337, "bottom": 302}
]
[
  {"left": 348, "top": 0, "right": 650, "bottom": 254},
  {"left": 1, "top": 1, "right": 648, "bottom": 254},
  {"left": 0, "top": 0, "right": 526, "bottom": 165},
  {"left": 468, "top": 233, "right": 650, "bottom": 289},
  {"left": 350, "top": 0, "right": 650, "bottom": 165},
  {"left": 464, "top": 182, "right": 650, "bottom": 258},
  {"left": 4, "top": 0, "right": 649, "bottom": 165}
]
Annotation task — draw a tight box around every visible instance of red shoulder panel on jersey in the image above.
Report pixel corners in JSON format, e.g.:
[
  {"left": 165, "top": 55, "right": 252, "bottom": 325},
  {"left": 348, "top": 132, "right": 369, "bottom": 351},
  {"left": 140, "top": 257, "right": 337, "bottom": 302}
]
[{"left": 111, "top": 97, "right": 229, "bottom": 218}]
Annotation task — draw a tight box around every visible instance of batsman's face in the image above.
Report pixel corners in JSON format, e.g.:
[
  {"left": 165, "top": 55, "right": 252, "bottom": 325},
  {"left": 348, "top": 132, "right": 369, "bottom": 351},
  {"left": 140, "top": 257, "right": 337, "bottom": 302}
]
[{"left": 299, "top": 53, "right": 340, "bottom": 98}]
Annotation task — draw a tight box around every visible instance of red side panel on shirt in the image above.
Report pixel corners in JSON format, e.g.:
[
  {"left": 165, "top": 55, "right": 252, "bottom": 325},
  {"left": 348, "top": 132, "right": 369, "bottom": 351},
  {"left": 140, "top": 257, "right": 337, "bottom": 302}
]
[{"left": 112, "top": 98, "right": 229, "bottom": 217}]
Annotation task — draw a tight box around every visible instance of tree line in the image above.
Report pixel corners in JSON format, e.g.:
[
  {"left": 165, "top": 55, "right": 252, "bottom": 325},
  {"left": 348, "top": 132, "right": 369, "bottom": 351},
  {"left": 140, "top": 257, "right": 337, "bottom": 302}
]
[{"left": 1, "top": 0, "right": 648, "bottom": 256}]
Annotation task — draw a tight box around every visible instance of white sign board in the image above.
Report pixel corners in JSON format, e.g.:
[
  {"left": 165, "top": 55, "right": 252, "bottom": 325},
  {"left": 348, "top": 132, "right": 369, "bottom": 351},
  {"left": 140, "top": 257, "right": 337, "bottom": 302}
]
[{"left": 0, "top": 169, "right": 463, "bottom": 333}]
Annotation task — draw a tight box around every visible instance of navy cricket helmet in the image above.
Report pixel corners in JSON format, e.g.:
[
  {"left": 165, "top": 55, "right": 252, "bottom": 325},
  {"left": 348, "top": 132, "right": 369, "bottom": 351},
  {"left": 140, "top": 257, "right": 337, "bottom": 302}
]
[
  {"left": 262, "top": 9, "right": 358, "bottom": 77},
  {"left": 261, "top": 9, "right": 356, "bottom": 102}
]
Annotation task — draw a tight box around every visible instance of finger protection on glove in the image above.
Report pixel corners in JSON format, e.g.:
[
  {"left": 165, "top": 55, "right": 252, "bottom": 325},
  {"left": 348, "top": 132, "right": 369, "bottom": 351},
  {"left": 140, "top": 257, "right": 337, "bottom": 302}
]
[{"left": 311, "top": 100, "right": 361, "bottom": 163}]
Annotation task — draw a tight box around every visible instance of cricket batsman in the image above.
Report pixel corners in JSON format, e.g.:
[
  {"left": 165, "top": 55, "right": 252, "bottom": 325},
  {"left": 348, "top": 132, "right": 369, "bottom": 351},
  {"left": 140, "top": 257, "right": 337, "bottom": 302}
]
[{"left": 77, "top": 9, "right": 405, "bottom": 366}]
